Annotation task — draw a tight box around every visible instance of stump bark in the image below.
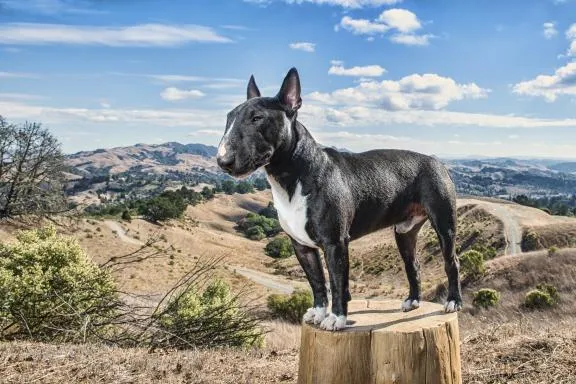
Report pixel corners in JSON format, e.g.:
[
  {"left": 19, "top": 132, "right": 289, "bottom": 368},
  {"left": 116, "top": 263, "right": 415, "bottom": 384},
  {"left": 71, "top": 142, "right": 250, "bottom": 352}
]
[{"left": 298, "top": 300, "right": 461, "bottom": 384}]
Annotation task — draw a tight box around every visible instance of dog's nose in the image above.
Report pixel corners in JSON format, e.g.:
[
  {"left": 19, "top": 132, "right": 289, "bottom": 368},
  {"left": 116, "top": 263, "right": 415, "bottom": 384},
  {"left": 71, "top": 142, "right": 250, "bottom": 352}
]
[{"left": 217, "top": 156, "right": 234, "bottom": 172}]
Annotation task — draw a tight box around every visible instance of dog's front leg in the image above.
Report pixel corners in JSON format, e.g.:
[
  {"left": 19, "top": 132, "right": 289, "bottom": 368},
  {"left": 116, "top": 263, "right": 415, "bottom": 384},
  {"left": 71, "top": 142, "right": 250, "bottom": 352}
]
[
  {"left": 320, "top": 241, "right": 349, "bottom": 331},
  {"left": 291, "top": 239, "right": 328, "bottom": 325}
]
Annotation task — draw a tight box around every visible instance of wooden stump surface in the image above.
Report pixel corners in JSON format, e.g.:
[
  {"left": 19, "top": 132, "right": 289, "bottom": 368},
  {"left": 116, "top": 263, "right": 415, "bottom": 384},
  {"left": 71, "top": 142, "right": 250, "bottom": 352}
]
[{"left": 298, "top": 299, "right": 461, "bottom": 384}]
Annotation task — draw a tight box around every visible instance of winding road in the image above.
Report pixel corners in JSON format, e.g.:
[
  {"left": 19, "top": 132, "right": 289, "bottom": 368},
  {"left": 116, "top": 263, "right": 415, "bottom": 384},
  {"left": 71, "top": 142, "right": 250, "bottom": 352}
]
[
  {"left": 104, "top": 220, "right": 145, "bottom": 246},
  {"left": 459, "top": 200, "right": 523, "bottom": 256}
]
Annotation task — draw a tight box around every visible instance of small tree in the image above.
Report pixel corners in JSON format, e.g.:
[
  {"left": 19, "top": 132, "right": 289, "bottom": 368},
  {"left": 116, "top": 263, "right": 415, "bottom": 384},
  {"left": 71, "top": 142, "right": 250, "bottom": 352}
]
[
  {"left": 221, "top": 180, "right": 236, "bottom": 195},
  {"left": 235, "top": 181, "right": 254, "bottom": 194},
  {"left": 265, "top": 236, "right": 294, "bottom": 259},
  {"left": 0, "top": 226, "right": 119, "bottom": 342},
  {"left": 246, "top": 226, "right": 266, "bottom": 240},
  {"left": 459, "top": 250, "right": 485, "bottom": 277},
  {"left": 0, "top": 116, "right": 67, "bottom": 218},
  {"left": 121, "top": 209, "right": 132, "bottom": 221},
  {"left": 472, "top": 288, "right": 500, "bottom": 309},
  {"left": 267, "top": 289, "right": 313, "bottom": 323},
  {"left": 521, "top": 231, "right": 540, "bottom": 252},
  {"left": 201, "top": 186, "right": 215, "bottom": 200}
]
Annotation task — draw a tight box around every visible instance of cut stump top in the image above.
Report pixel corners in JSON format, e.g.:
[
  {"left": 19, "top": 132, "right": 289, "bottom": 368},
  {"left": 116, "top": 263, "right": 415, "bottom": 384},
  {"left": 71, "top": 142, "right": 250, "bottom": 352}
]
[{"left": 329, "top": 299, "right": 457, "bottom": 333}]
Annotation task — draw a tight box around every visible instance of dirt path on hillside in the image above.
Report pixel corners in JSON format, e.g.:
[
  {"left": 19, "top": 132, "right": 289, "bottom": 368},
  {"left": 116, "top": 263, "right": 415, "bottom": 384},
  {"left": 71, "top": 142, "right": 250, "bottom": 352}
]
[
  {"left": 459, "top": 199, "right": 523, "bottom": 255},
  {"left": 228, "top": 266, "right": 306, "bottom": 294},
  {"left": 104, "top": 220, "right": 145, "bottom": 246}
]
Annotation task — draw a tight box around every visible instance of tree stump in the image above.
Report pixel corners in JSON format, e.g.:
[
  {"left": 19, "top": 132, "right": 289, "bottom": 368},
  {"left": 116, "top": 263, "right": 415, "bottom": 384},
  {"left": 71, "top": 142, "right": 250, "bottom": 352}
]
[{"left": 298, "top": 300, "right": 461, "bottom": 384}]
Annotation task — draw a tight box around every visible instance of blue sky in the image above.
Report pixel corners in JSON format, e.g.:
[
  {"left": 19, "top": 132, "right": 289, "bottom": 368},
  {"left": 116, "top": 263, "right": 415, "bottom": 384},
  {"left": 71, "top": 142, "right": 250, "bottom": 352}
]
[{"left": 1, "top": 0, "right": 576, "bottom": 158}]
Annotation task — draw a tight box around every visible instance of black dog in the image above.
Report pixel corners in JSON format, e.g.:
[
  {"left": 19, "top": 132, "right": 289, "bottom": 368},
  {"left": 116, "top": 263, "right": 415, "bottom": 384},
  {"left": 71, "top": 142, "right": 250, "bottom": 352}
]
[{"left": 217, "top": 68, "right": 461, "bottom": 331}]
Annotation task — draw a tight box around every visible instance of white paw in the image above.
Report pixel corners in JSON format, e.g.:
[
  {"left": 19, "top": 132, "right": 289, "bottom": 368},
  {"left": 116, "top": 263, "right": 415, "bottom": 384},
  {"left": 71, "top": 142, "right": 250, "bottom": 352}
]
[
  {"left": 302, "top": 307, "right": 327, "bottom": 324},
  {"left": 401, "top": 299, "right": 420, "bottom": 312},
  {"left": 444, "top": 300, "right": 461, "bottom": 313},
  {"left": 319, "top": 313, "right": 347, "bottom": 331}
]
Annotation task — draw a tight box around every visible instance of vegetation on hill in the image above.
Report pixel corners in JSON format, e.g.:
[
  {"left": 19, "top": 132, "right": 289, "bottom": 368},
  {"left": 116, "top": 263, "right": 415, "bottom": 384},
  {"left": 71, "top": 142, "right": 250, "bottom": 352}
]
[
  {"left": 512, "top": 194, "right": 576, "bottom": 216},
  {"left": 0, "top": 226, "right": 119, "bottom": 342},
  {"left": 85, "top": 185, "right": 216, "bottom": 222},
  {"left": 0, "top": 116, "right": 67, "bottom": 218},
  {"left": 265, "top": 236, "right": 295, "bottom": 259},
  {"left": 267, "top": 289, "right": 313, "bottom": 323}
]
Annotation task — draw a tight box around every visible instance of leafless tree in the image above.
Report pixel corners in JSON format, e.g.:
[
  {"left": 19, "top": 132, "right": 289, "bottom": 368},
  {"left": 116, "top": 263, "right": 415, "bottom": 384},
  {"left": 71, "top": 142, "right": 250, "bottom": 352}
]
[{"left": 0, "top": 116, "right": 67, "bottom": 218}]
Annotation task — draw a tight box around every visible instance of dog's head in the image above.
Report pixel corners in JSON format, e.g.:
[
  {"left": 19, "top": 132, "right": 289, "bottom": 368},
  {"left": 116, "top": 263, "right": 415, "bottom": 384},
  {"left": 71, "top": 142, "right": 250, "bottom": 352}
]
[{"left": 216, "top": 67, "right": 302, "bottom": 177}]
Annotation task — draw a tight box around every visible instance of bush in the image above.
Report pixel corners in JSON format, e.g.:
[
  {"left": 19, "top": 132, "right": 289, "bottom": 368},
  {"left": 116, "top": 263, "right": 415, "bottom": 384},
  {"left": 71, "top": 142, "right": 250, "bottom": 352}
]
[
  {"left": 472, "top": 244, "right": 497, "bottom": 260},
  {"left": 237, "top": 213, "right": 281, "bottom": 239},
  {"left": 521, "top": 231, "right": 540, "bottom": 252},
  {"left": 548, "top": 246, "right": 558, "bottom": 257},
  {"left": 258, "top": 202, "right": 278, "bottom": 219},
  {"left": 121, "top": 209, "right": 132, "bottom": 221},
  {"left": 536, "top": 283, "right": 560, "bottom": 302},
  {"left": 140, "top": 195, "right": 186, "bottom": 222},
  {"left": 265, "top": 236, "right": 294, "bottom": 259},
  {"left": 246, "top": 226, "right": 266, "bottom": 241},
  {"left": 472, "top": 288, "right": 500, "bottom": 309},
  {"left": 153, "top": 279, "right": 263, "bottom": 348},
  {"left": 524, "top": 289, "right": 555, "bottom": 309},
  {"left": 459, "top": 250, "right": 485, "bottom": 277},
  {"left": 267, "top": 289, "right": 313, "bottom": 323},
  {"left": 0, "top": 227, "right": 119, "bottom": 342}
]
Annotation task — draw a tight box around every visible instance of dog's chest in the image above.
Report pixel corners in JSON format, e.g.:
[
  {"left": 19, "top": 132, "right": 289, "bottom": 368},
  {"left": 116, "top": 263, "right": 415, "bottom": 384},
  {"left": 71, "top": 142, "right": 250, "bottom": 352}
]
[{"left": 267, "top": 176, "right": 318, "bottom": 249}]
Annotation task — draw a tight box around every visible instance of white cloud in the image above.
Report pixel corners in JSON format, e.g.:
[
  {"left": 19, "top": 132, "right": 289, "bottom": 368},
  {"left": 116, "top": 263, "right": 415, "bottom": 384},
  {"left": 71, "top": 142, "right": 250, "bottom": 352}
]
[
  {"left": 328, "top": 63, "right": 386, "bottom": 77},
  {"left": 289, "top": 42, "right": 316, "bottom": 52},
  {"left": 543, "top": 22, "right": 558, "bottom": 39},
  {"left": 189, "top": 129, "right": 222, "bottom": 136},
  {"left": 0, "top": 0, "right": 104, "bottom": 15},
  {"left": 378, "top": 8, "right": 421, "bottom": 33},
  {"left": 308, "top": 73, "right": 490, "bottom": 110},
  {"left": 337, "top": 9, "right": 434, "bottom": 45},
  {"left": 0, "top": 23, "right": 231, "bottom": 46},
  {"left": 567, "top": 24, "right": 576, "bottom": 55},
  {"left": 339, "top": 16, "right": 389, "bottom": 35},
  {"left": 245, "top": 0, "right": 403, "bottom": 8},
  {"left": 512, "top": 62, "right": 576, "bottom": 102},
  {"left": 567, "top": 23, "right": 576, "bottom": 39},
  {"left": 160, "top": 87, "right": 206, "bottom": 101},
  {"left": 0, "top": 71, "right": 37, "bottom": 78},
  {"left": 389, "top": 33, "right": 433, "bottom": 46}
]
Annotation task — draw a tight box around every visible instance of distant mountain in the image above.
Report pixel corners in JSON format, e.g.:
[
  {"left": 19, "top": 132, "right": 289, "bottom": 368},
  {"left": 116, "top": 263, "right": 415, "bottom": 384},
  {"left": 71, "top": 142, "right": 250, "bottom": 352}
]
[
  {"left": 67, "top": 142, "right": 219, "bottom": 177},
  {"left": 549, "top": 162, "right": 576, "bottom": 174}
]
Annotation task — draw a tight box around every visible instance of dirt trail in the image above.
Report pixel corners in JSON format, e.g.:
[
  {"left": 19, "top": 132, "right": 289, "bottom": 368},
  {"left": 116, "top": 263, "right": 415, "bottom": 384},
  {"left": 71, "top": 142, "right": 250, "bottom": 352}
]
[
  {"left": 459, "top": 199, "right": 523, "bottom": 255},
  {"left": 228, "top": 266, "right": 306, "bottom": 294},
  {"left": 104, "top": 220, "right": 145, "bottom": 246}
]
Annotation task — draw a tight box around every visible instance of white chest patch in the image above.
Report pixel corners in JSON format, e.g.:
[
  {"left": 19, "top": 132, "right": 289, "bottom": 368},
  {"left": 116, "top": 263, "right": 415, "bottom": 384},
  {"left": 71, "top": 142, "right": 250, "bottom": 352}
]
[{"left": 267, "top": 176, "right": 318, "bottom": 249}]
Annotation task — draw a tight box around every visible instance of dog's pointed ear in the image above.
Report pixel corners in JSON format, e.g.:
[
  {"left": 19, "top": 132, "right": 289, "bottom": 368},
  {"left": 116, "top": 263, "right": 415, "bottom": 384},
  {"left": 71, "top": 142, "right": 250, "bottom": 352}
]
[
  {"left": 277, "top": 67, "right": 302, "bottom": 112},
  {"left": 247, "top": 75, "right": 261, "bottom": 100}
]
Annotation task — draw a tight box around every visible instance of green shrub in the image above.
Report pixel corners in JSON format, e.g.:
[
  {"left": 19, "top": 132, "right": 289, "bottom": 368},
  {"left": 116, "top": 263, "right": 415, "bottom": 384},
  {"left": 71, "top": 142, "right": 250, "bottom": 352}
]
[
  {"left": 265, "top": 236, "right": 295, "bottom": 259},
  {"left": 246, "top": 226, "right": 266, "bottom": 241},
  {"left": 237, "top": 213, "right": 281, "bottom": 239},
  {"left": 267, "top": 289, "right": 313, "bottom": 323},
  {"left": 548, "top": 246, "right": 558, "bottom": 257},
  {"left": 472, "top": 288, "right": 500, "bottom": 309},
  {"left": 153, "top": 279, "right": 263, "bottom": 348},
  {"left": 536, "top": 283, "right": 559, "bottom": 302},
  {"left": 524, "top": 289, "right": 554, "bottom": 309},
  {"left": 521, "top": 231, "right": 540, "bottom": 252},
  {"left": 140, "top": 195, "right": 186, "bottom": 222},
  {"left": 258, "top": 202, "right": 278, "bottom": 219},
  {"left": 0, "top": 226, "right": 119, "bottom": 342},
  {"left": 121, "top": 209, "right": 132, "bottom": 221},
  {"left": 472, "top": 244, "right": 497, "bottom": 260},
  {"left": 459, "top": 250, "right": 485, "bottom": 277}
]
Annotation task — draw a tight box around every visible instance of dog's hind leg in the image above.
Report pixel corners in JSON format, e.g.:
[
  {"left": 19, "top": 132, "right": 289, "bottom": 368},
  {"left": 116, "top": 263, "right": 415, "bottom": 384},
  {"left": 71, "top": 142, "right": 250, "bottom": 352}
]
[
  {"left": 426, "top": 197, "right": 462, "bottom": 313},
  {"left": 291, "top": 239, "right": 328, "bottom": 324},
  {"left": 395, "top": 220, "right": 426, "bottom": 312}
]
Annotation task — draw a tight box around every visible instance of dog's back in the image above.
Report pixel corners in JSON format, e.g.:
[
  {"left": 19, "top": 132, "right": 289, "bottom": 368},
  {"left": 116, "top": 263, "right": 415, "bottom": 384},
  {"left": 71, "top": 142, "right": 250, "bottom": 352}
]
[{"left": 322, "top": 147, "right": 456, "bottom": 239}]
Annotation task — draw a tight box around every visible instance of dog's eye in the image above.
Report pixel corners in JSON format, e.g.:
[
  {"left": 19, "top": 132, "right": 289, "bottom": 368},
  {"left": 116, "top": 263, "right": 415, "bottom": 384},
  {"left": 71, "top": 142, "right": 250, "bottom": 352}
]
[{"left": 252, "top": 115, "right": 264, "bottom": 123}]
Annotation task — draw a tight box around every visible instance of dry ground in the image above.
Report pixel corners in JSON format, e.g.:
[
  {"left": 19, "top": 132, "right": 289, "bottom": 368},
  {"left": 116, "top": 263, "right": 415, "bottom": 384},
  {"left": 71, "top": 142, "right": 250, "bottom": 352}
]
[{"left": 2, "top": 193, "right": 576, "bottom": 383}]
